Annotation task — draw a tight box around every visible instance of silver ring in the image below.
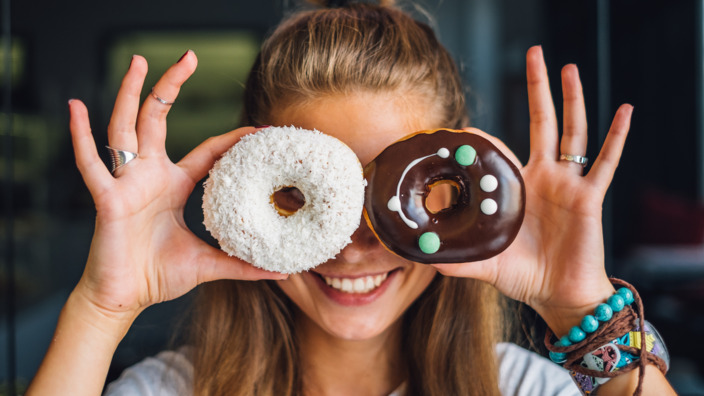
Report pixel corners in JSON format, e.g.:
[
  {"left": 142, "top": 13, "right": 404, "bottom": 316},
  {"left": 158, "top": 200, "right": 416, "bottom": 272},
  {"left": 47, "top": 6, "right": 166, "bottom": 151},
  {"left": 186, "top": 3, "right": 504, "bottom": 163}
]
[
  {"left": 106, "top": 146, "right": 138, "bottom": 174},
  {"left": 559, "top": 154, "right": 588, "bottom": 167},
  {"left": 150, "top": 87, "right": 175, "bottom": 105}
]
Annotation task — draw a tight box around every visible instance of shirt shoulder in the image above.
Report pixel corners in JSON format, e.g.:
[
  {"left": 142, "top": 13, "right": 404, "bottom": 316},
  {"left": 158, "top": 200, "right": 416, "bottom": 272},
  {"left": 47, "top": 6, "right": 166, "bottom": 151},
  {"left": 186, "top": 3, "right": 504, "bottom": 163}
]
[
  {"left": 103, "top": 347, "right": 194, "bottom": 396},
  {"left": 496, "top": 342, "right": 580, "bottom": 396},
  {"left": 104, "top": 343, "right": 580, "bottom": 396}
]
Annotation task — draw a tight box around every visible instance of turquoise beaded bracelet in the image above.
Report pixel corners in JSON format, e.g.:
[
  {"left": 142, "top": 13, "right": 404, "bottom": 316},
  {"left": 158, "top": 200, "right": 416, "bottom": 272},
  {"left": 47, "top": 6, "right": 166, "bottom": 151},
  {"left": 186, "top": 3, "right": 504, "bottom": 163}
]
[
  {"left": 549, "top": 287, "right": 635, "bottom": 364},
  {"left": 544, "top": 279, "right": 670, "bottom": 396}
]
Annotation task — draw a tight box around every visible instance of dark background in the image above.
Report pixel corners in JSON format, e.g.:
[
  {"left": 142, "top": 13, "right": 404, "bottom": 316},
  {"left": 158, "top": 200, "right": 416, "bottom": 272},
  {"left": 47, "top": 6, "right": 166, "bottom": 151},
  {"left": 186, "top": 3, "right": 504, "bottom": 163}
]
[{"left": 2, "top": 0, "right": 704, "bottom": 394}]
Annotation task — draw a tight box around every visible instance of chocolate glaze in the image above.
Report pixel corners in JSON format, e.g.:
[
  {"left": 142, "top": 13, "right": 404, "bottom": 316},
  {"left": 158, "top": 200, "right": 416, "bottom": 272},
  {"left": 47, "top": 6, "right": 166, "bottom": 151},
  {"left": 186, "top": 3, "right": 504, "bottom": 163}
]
[{"left": 364, "top": 129, "right": 525, "bottom": 263}]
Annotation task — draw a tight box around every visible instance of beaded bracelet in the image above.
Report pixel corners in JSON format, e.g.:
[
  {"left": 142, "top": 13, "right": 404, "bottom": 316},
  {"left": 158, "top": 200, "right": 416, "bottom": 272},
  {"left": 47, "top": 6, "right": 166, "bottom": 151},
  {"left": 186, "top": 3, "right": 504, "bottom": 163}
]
[
  {"left": 548, "top": 286, "right": 635, "bottom": 364},
  {"left": 544, "top": 278, "right": 669, "bottom": 396}
]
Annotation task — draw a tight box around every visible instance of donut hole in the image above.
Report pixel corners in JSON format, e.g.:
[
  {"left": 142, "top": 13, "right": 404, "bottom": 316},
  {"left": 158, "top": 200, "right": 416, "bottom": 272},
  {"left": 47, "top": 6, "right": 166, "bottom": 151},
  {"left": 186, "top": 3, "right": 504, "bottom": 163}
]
[
  {"left": 271, "top": 186, "right": 306, "bottom": 217},
  {"left": 425, "top": 180, "right": 460, "bottom": 214}
]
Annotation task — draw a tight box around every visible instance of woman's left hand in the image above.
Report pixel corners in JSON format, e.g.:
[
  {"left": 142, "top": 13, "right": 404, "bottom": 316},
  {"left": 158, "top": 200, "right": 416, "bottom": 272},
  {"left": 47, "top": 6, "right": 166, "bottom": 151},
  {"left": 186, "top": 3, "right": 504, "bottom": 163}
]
[{"left": 433, "top": 45, "right": 633, "bottom": 335}]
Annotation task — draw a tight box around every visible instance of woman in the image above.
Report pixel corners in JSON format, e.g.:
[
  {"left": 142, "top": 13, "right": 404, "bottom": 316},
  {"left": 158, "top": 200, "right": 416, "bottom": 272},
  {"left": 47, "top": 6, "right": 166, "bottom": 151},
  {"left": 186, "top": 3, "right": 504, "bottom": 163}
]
[{"left": 27, "top": 1, "right": 675, "bottom": 395}]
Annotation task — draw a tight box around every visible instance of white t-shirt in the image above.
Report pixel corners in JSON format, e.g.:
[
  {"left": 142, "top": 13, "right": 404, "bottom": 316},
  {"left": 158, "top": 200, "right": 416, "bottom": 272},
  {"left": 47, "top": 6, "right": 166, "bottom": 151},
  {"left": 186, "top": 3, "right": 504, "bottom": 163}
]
[{"left": 105, "top": 343, "right": 579, "bottom": 396}]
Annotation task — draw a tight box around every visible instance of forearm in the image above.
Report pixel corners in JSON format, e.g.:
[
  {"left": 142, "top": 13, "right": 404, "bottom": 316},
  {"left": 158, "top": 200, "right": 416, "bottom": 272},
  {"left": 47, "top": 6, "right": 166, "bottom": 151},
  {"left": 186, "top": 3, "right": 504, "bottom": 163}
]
[
  {"left": 597, "top": 364, "right": 675, "bottom": 396},
  {"left": 26, "top": 288, "right": 139, "bottom": 396}
]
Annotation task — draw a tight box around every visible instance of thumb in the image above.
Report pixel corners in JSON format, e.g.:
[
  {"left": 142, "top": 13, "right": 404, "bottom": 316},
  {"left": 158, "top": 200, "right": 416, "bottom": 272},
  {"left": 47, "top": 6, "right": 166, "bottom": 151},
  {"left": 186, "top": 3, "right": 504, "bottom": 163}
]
[
  {"left": 461, "top": 127, "right": 524, "bottom": 169},
  {"left": 193, "top": 243, "right": 289, "bottom": 284},
  {"left": 431, "top": 259, "right": 498, "bottom": 285},
  {"left": 177, "top": 126, "right": 258, "bottom": 183}
]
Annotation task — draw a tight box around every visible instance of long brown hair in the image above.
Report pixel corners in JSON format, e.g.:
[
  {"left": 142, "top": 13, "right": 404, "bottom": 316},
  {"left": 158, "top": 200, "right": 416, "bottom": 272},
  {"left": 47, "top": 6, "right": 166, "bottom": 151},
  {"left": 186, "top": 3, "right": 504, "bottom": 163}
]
[{"left": 192, "top": 2, "right": 503, "bottom": 395}]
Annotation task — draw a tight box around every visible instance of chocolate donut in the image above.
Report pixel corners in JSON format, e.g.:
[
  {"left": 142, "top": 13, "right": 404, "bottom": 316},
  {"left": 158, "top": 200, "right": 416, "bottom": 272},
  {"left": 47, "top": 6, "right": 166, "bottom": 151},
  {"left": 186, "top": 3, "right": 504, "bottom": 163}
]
[{"left": 363, "top": 129, "right": 525, "bottom": 263}]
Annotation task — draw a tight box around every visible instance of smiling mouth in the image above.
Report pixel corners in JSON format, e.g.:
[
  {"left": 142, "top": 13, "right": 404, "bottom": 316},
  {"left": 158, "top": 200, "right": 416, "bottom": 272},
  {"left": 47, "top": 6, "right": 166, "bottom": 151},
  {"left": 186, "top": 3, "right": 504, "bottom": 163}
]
[{"left": 314, "top": 269, "right": 398, "bottom": 294}]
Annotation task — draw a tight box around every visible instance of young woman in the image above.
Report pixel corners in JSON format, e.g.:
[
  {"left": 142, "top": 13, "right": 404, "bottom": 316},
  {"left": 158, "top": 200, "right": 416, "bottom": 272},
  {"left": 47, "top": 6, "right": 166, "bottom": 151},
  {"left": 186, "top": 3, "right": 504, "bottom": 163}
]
[{"left": 27, "top": 1, "right": 676, "bottom": 395}]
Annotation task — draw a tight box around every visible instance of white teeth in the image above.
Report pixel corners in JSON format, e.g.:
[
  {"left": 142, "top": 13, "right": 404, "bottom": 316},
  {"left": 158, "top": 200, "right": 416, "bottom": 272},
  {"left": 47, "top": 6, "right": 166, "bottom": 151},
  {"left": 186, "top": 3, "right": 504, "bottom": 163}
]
[
  {"left": 365, "top": 277, "right": 375, "bottom": 290},
  {"left": 341, "top": 278, "right": 353, "bottom": 293},
  {"left": 322, "top": 273, "right": 389, "bottom": 294},
  {"left": 353, "top": 278, "right": 366, "bottom": 293}
]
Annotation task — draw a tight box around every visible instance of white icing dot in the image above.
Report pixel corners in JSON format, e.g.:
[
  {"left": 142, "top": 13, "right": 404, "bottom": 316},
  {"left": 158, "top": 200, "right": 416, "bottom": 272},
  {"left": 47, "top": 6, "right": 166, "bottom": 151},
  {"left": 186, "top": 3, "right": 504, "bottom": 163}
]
[
  {"left": 480, "top": 199, "right": 498, "bottom": 215},
  {"left": 437, "top": 148, "right": 450, "bottom": 158},
  {"left": 387, "top": 196, "right": 401, "bottom": 211},
  {"left": 480, "top": 175, "right": 498, "bottom": 192}
]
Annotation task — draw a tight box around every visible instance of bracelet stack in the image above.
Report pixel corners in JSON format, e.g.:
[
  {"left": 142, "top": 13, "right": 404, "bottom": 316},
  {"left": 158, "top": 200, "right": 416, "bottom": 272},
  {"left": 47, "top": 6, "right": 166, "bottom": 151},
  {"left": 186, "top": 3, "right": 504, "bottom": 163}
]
[{"left": 544, "top": 278, "right": 670, "bottom": 396}]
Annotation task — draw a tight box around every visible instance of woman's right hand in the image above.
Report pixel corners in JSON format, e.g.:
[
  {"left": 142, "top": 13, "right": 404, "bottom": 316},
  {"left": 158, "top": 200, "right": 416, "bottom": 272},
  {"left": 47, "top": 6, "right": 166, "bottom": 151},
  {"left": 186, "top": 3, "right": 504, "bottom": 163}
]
[
  {"left": 69, "top": 51, "right": 286, "bottom": 323},
  {"left": 27, "top": 51, "right": 285, "bottom": 396}
]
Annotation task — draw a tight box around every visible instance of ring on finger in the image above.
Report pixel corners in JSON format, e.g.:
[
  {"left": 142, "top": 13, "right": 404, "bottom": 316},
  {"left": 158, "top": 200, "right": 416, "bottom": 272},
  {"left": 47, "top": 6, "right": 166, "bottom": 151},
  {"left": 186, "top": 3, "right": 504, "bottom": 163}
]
[
  {"left": 106, "top": 146, "right": 138, "bottom": 174},
  {"left": 150, "top": 87, "right": 175, "bottom": 105},
  {"left": 559, "top": 153, "right": 588, "bottom": 167}
]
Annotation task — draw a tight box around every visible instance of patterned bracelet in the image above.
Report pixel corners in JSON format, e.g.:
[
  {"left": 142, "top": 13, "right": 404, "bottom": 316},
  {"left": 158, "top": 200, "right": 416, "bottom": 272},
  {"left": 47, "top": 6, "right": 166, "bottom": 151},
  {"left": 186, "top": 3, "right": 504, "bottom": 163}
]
[
  {"left": 570, "top": 320, "right": 670, "bottom": 394},
  {"left": 544, "top": 278, "right": 670, "bottom": 396}
]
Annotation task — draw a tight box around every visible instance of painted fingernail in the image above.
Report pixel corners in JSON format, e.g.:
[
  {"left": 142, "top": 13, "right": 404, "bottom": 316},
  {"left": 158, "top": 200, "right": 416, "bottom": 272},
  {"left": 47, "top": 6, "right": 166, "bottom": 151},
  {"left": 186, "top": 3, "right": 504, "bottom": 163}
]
[
  {"left": 178, "top": 50, "right": 192, "bottom": 63},
  {"left": 255, "top": 125, "right": 271, "bottom": 129}
]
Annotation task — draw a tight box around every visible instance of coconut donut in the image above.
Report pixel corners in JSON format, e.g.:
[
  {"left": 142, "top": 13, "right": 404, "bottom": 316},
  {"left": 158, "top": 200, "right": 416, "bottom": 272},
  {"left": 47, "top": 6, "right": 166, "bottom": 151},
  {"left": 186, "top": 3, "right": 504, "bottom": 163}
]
[
  {"left": 363, "top": 128, "right": 525, "bottom": 263},
  {"left": 203, "top": 126, "right": 365, "bottom": 274}
]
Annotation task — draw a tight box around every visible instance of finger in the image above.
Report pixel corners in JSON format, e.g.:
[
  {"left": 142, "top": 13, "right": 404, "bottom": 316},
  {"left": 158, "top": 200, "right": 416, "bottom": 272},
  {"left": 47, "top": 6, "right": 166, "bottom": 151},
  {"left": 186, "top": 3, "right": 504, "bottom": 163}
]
[
  {"left": 432, "top": 260, "right": 498, "bottom": 286},
  {"left": 177, "top": 126, "right": 258, "bottom": 183},
  {"left": 69, "top": 99, "right": 113, "bottom": 197},
  {"left": 194, "top": 244, "right": 289, "bottom": 283},
  {"left": 526, "top": 45, "right": 559, "bottom": 164},
  {"left": 107, "top": 55, "right": 147, "bottom": 153},
  {"left": 585, "top": 104, "right": 634, "bottom": 191},
  {"left": 136, "top": 50, "right": 197, "bottom": 156},
  {"left": 559, "top": 64, "right": 588, "bottom": 172}
]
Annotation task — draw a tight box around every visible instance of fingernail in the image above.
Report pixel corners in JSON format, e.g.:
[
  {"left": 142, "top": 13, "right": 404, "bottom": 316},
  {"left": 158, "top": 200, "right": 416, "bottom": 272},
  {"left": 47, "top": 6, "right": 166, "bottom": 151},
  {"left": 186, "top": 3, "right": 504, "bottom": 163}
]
[
  {"left": 178, "top": 50, "right": 191, "bottom": 63},
  {"left": 255, "top": 125, "right": 271, "bottom": 129},
  {"left": 68, "top": 99, "right": 75, "bottom": 106}
]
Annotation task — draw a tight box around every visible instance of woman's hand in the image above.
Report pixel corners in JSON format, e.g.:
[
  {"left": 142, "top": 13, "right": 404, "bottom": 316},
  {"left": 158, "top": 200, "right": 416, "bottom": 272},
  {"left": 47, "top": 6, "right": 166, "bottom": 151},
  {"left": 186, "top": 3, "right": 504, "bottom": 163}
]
[
  {"left": 70, "top": 51, "right": 286, "bottom": 323},
  {"left": 28, "top": 51, "right": 286, "bottom": 396},
  {"left": 433, "top": 45, "right": 631, "bottom": 335}
]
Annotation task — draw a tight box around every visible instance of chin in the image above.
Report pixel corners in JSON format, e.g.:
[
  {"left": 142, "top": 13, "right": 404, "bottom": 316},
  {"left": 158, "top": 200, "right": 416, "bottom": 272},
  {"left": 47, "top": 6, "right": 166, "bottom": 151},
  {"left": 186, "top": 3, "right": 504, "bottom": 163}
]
[{"left": 317, "top": 313, "right": 398, "bottom": 341}]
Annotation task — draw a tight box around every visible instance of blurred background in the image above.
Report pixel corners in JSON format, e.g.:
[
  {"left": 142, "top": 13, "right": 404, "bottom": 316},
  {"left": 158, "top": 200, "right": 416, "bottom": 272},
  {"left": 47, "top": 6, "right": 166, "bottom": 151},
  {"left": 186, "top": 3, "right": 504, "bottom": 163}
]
[{"left": 1, "top": 0, "right": 703, "bottom": 394}]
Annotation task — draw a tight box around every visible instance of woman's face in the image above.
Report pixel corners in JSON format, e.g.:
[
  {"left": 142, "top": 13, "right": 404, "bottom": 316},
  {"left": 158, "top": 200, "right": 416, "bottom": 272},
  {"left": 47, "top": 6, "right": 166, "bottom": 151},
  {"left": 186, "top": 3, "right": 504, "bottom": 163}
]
[{"left": 270, "top": 92, "right": 440, "bottom": 341}]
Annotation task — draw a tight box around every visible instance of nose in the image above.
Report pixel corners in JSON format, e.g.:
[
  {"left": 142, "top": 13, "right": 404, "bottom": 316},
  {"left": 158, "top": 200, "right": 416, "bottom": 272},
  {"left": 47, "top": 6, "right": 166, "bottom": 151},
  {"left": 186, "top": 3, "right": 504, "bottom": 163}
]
[{"left": 339, "top": 217, "right": 383, "bottom": 264}]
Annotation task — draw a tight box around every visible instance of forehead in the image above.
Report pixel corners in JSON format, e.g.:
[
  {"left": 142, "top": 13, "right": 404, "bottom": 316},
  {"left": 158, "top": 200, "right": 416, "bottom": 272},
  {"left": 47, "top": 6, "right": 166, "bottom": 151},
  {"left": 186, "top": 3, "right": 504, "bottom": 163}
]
[{"left": 268, "top": 92, "right": 441, "bottom": 165}]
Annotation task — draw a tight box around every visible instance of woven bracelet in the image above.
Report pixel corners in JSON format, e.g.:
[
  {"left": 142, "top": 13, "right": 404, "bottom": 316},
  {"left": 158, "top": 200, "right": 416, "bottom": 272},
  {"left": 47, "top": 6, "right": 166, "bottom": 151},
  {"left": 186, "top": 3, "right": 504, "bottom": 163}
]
[{"left": 544, "top": 278, "right": 669, "bottom": 395}]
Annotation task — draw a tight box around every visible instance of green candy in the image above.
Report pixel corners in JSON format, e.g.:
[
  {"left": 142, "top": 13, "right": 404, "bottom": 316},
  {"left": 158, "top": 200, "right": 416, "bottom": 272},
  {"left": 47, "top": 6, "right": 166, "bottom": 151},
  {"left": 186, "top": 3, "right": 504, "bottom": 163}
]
[
  {"left": 418, "top": 232, "right": 441, "bottom": 254},
  {"left": 455, "top": 145, "right": 477, "bottom": 166}
]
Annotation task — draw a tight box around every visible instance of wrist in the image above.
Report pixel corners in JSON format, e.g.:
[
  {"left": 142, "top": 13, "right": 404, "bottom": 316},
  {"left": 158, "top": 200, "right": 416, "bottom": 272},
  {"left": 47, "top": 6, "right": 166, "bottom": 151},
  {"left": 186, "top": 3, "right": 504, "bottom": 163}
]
[
  {"left": 542, "top": 278, "right": 672, "bottom": 396},
  {"left": 67, "top": 284, "right": 142, "bottom": 343},
  {"left": 535, "top": 282, "right": 616, "bottom": 337}
]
